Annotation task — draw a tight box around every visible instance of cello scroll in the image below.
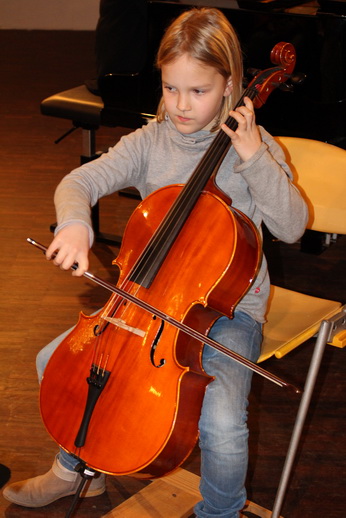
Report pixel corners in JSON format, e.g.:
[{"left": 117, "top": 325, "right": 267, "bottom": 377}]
[{"left": 246, "top": 42, "right": 296, "bottom": 108}]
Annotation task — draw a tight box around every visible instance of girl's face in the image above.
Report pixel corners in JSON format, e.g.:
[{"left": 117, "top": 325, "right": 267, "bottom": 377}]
[{"left": 161, "top": 53, "right": 232, "bottom": 134}]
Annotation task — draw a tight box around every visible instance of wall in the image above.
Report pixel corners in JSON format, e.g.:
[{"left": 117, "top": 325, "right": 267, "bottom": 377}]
[{"left": 0, "top": 0, "right": 99, "bottom": 30}]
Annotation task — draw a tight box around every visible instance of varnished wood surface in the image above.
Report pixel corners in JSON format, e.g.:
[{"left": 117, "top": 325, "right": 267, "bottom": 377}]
[{"left": 0, "top": 30, "right": 345, "bottom": 517}]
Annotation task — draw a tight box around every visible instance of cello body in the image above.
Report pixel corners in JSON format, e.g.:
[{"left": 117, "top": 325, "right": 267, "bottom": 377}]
[{"left": 40, "top": 184, "right": 261, "bottom": 477}]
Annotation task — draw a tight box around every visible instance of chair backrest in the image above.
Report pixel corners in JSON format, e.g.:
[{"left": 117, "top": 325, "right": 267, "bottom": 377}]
[{"left": 275, "top": 137, "right": 346, "bottom": 235}]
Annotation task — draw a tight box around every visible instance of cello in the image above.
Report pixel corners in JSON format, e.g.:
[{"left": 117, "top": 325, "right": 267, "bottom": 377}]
[{"left": 30, "top": 42, "right": 298, "bottom": 480}]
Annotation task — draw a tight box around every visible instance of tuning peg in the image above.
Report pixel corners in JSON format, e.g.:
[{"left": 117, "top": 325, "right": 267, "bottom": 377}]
[
  {"left": 278, "top": 83, "right": 295, "bottom": 92},
  {"left": 290, "top": 72, "right": 307, "bottom": 85}
]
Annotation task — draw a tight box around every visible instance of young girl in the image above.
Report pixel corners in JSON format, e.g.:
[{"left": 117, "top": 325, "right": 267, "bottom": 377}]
[{"left": 3, "top": 7, "right": 308, "bottom": 517}]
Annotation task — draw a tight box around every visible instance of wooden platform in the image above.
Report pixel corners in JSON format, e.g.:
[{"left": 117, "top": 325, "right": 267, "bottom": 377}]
[{"left": 102, "top": 469, "right": 283, "bottom": 518}]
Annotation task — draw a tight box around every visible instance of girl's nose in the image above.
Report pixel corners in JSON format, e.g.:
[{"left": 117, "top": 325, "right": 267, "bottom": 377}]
[{"left": 177, "top": 93, "right": 191, "bottom": 112}]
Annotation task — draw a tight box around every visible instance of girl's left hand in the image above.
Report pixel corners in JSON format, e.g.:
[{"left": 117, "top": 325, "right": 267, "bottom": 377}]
[{"left": 221, "top": 97, "right": 262, "bottom": 162}]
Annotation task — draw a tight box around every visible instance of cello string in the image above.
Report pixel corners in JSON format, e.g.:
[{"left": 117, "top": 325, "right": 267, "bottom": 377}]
[
  {"left": 119, "top": 87, "right": 258, "bottom": 289},
  {"left": 95, "top": 85, "right": 259, "bottom": 331}
]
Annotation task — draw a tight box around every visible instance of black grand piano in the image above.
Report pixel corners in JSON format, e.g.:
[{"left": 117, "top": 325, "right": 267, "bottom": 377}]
[{"left": 99, "top": 0, "right": 346, "bottom": 149}]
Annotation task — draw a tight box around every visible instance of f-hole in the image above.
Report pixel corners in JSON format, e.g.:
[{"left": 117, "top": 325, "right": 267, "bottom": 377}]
[{"left": 150, "top": 317, "right": 166, "bottom": 368}]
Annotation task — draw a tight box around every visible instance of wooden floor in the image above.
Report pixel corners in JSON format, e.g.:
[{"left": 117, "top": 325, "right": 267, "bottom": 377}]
[{"left": 0, "top": 30, "right": 345, "bottom": 518}]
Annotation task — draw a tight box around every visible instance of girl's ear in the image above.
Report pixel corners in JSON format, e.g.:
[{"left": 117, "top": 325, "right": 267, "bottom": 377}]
[{"left": 224, "top": 77, "right": 233, "bottom": 97}]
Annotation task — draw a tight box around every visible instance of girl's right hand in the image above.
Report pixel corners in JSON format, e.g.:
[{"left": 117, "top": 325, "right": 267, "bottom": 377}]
[{"left": 46, "top": 223, "right": 90, "bottom": 276}]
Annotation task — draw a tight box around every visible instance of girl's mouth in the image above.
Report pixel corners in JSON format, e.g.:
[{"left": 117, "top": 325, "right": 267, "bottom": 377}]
[{"left": 177, "top": 115, "right": 191, "bottom": 122}]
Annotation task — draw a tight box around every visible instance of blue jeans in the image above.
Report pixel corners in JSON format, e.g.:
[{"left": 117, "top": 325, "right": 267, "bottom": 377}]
[
  {"left": 195, "top": 312, "right": 262, "bottom": 518},
  {"left": 36, "top": 311, "right": 262, "bottom": 517}
]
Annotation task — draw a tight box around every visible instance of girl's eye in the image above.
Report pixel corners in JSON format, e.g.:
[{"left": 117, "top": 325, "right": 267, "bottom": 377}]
[
  {"left": 164, "top": 85, "right": 176, "bottom": 93},
  {"left": 193, "top": 89, "right": 205, "bottom": 95}
]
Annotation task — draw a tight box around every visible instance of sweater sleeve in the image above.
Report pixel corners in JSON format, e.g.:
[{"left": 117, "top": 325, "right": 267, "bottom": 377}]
[
  {"left": 54, "top": 123, "right": 154, "bottom": 242},
  {"left": 235, "top": 130, "right": 309, "bottom": 243}
]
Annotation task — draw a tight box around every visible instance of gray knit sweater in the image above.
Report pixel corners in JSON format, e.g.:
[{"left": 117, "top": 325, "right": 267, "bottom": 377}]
[{"left": 55, "top": 117, "right": 308, "bottom": 323}]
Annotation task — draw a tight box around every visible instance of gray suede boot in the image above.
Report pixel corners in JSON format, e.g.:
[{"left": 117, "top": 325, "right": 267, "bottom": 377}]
[{"left": 2, "top": 455, "right": 106, "bottom": 507}]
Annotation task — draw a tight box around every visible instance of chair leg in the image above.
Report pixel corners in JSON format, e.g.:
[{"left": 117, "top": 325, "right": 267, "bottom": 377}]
[{"left": 271, "top": 308, "right": 346, "bottom": 517}]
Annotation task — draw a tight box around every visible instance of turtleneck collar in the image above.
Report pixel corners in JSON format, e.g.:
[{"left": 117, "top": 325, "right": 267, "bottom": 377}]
[{"left": 165, "top": 115, "right": 218, "bottom": 147}]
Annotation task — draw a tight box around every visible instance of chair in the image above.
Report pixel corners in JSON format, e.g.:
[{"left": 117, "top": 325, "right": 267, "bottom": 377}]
[
  {"left": 260, "top": 136, "right": 346, "bottom": 363},
  {"left": 257, "top": 136, "right": 346, "bottom": 517}
]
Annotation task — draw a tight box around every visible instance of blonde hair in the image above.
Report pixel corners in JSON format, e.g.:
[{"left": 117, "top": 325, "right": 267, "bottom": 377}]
[{"left": 155, "top": 8, "right": 243, "bottom": 131}]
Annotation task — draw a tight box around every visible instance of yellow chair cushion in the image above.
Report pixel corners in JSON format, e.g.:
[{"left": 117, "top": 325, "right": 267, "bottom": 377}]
[{"left": 259, "top": 285, "right": 342, "bottom": 362}]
